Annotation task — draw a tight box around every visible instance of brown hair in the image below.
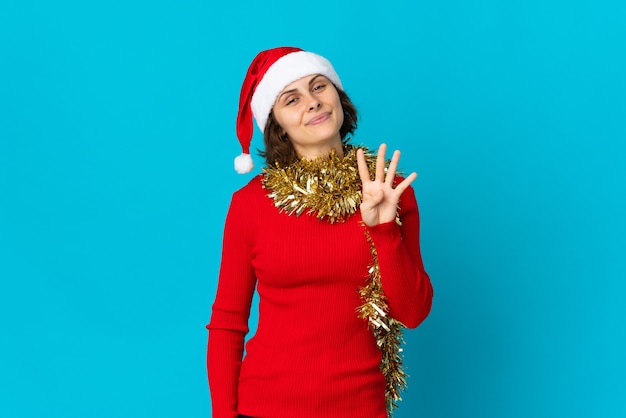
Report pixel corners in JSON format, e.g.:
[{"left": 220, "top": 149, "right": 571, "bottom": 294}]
[{"left": 259, "top": 87, "right": 358, "bottom": 167}]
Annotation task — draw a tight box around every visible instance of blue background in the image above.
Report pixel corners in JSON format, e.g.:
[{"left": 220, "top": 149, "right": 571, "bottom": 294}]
[{"left": 1, "top": 1, "right": 625, "bottom": 417}]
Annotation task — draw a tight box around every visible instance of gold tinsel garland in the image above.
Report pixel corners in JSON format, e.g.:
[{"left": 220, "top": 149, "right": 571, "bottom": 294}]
[
  {"left": 358, "top": 227, "right": 408, "bottom": 415},
  {"left": 262, "top": 146, "right": 408, "bottom": 416},
  {"left": 261, "top": 146, "right": 376, "bottom": 223}
]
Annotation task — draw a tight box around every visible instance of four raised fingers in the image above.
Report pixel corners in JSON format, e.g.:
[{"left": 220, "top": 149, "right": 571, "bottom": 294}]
[{"left": 359, "top": 144, "right": 417, "bottom": 188}]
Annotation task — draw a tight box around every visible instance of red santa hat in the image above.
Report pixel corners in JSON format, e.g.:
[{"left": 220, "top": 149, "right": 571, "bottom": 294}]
[{"left": 234, "top": 47, "right": 343, "bottom": 173}]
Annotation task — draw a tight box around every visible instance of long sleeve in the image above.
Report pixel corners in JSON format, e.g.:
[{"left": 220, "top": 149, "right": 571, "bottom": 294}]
[
  {"left": 365, "top": 184, "right": 433, "bottom": 328},
  {"left": 206, "top": 189, "right": 257, "bottom": 418}
]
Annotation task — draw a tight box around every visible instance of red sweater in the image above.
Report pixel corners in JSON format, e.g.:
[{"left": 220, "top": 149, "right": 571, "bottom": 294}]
[{"left": 207, "top": 175, "right": 433, "bottom": 418}]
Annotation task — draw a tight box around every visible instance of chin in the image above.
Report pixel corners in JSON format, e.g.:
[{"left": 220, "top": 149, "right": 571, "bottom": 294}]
[{"left": 312, "top": 125, "right": 342, "bottom": 141}]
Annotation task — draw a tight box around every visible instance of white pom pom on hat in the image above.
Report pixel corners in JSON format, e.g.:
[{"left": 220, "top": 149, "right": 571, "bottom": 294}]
[
  {"left": 234, "top": 46, "right": 343, "bottom": 174},
  {"left": 234, "top": 152, "right": 254, "bottom": 174}
]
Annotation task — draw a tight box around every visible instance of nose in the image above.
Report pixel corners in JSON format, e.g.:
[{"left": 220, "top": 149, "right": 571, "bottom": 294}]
[{"left": 307, "top": 94, "right": 321, "bottom": 111}]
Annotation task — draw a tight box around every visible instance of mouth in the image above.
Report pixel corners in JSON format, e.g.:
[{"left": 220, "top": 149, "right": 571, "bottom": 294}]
[{"left": 306, "top": 112, "right": 331, "bottom": 126}]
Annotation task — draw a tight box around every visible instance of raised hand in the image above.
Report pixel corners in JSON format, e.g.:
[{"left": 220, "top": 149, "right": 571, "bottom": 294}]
[{"left": 357, "top": 144, "right": 417, "bottom": 227}]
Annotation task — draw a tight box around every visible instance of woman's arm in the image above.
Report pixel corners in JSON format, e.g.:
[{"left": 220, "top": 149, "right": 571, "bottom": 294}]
[
  {"left": 206, "top": 189, "right": 257, "bottom": 418},
  {"left": 364, "top": 184, "right": 433, "bottom": 328},
  {"left": 357, "top": 144, "right": 433, "bottom": 328}
]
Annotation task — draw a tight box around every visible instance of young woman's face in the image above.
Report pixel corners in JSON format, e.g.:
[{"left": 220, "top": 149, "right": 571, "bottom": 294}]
[{"left": 272, "top": 74, "right": 344, "bottom": 159}]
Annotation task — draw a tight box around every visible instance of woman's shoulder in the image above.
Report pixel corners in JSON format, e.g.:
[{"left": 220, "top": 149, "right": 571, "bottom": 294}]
[
  {"left": 232, "top": 174, "right": 266, "bottom": 200},
  {"left": 227, "top": 174, "right": 280, "bottom": 227}
]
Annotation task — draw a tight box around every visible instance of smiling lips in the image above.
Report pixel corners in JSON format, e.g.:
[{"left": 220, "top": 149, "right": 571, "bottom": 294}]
[{"left": 306, "top": 112, "right": 331, "bottom": 126}]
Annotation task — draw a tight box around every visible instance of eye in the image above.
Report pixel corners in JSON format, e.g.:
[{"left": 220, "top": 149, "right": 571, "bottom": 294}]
[
  {"left": 285, "top": 96, "right": 298, "bottom": 106},
  {"left": 312, "top": 83, "right": 326, "bottom": 92}
]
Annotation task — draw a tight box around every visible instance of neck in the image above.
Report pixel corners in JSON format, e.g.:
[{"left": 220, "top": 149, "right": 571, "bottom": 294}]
[{"left": 294, "top": 137, "right": 344, "bottom": 161}]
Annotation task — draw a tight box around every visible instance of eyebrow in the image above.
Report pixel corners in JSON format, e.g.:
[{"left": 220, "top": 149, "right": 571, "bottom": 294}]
[
  {"left": 308, "top": 74, "right": 325, "bottom": 85},
  {"left": 277, "top": 75, "right": 326, "bottom": 102}
]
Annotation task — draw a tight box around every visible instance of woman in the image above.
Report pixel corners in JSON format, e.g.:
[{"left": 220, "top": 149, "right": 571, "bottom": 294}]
[{"left": 207, "top": 47, "right": 433, "bottom": 418}]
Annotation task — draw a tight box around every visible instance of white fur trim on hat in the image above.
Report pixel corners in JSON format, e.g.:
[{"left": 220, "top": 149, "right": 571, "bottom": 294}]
[
  {"left": 250, "top": 51, "right": 343, "bottom": 132},
  {"left": 234, "top": 153, "right": 254, "bottom": 174}
]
